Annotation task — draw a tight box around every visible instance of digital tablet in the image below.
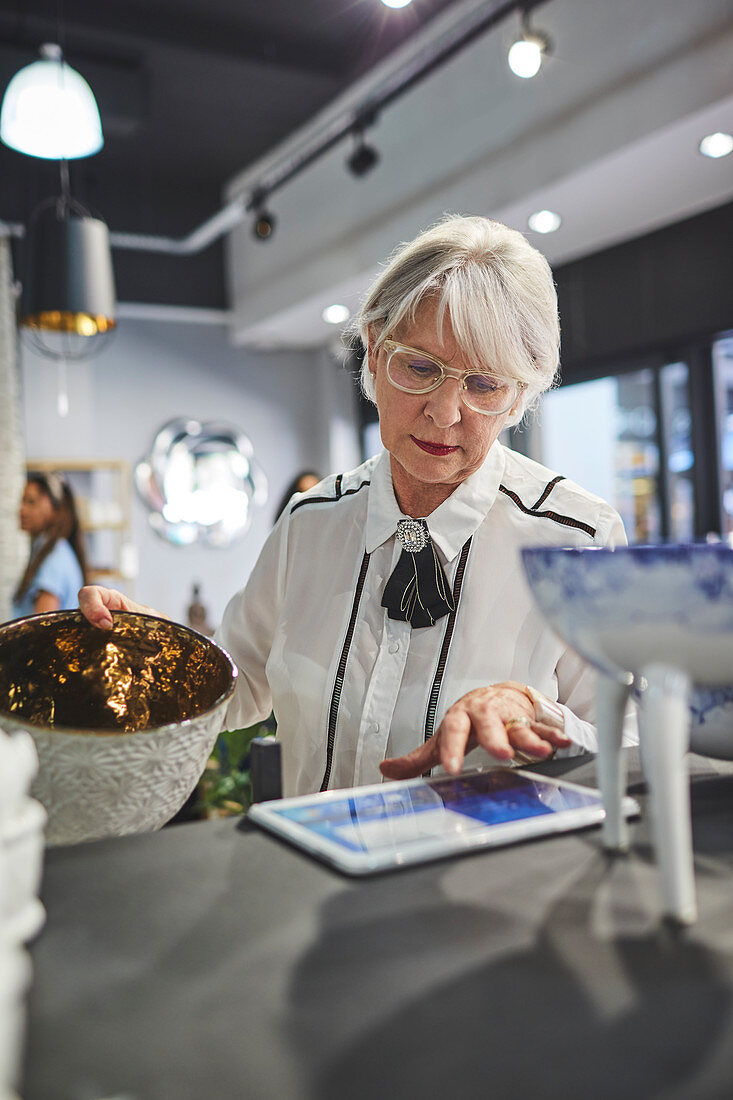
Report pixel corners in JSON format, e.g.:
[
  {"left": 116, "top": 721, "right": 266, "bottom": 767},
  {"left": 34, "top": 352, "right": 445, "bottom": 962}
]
[{"left": 247, "top": 768, "right": 640, "bottom": 876}]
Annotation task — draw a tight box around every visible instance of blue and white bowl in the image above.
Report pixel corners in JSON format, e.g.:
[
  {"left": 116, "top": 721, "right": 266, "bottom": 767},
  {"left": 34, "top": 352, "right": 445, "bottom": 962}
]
[
  {"left": 687, "top": 686, "right": 733, "bottom": 759},
  {"left": 521, "top": 544, "right": 733, "bottom": 759}
]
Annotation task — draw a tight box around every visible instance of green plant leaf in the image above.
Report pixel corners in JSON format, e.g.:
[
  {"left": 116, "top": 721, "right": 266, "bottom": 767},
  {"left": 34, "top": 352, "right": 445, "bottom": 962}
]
[{"left": 200, "top": 717, "right": 276, "bottom": 815}]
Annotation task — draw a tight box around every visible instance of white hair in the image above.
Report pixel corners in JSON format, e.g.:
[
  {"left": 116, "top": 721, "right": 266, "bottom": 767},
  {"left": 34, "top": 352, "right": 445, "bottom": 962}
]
[{"left": 355, "top": 214, "right": 560, "bottom": 424}]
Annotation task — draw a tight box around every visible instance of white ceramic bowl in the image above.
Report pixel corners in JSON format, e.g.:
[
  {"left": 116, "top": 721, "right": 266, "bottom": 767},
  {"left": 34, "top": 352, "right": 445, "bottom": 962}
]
[
  {"left": 0, "top": 945, "right": 32, "bottom": 1095},
  {"left": 0, "top": 729, "right": 38, "bottom": 822},
  {"left": 0, "top": 610, "right": 237, "bottom": 845},
  {"left": 521, "top": 544, "right": 733, "bottom": 759},
  {"left": 1, "top": 797, "right": 47, "bottom": 942}
]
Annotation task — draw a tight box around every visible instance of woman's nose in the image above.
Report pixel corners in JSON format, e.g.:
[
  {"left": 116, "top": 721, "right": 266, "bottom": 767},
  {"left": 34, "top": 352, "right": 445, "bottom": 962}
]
[{"left": 424, "top": 378, "right": 462, "bottom": 427}]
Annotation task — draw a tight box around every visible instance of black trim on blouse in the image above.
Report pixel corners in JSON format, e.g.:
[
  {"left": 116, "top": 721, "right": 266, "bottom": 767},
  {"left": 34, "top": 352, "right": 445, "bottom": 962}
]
[
  {"left": 423, "top": 535, "right": 473, "bottom": 749},
  {"left": 531, "top": 474, "right": 565, "bottom": 510},
  {"left": 289, "top": 478, "right": 370, "bottom": 514},
  {"left": 498, "top": 480, "right": 596, "bottom": 538},
  {"left": 320, "top": 550, "right": 371, "bottom": 792}
]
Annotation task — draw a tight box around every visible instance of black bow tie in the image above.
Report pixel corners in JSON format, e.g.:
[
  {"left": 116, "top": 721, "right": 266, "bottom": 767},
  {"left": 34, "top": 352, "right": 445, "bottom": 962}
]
[{"left": 381, "top": 519, "right": 455, "bottom": 628}]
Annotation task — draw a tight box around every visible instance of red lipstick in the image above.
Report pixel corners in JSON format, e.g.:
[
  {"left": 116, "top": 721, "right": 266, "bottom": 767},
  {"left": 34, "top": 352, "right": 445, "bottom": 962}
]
[{"left": 412, "top": 436, "right": 458, "bottom": 456}]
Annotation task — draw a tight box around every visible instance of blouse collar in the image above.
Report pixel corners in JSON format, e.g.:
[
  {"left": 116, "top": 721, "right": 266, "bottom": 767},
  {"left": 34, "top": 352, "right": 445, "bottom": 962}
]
[{"left": 365, "top": 442, "right": 506, "bottom": 562}]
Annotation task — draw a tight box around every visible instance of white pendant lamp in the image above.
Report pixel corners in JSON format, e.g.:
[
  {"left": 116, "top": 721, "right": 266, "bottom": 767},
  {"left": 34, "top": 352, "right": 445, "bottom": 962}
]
[{"left": 0, "top": 43, "right": 103, "bottom": 160}]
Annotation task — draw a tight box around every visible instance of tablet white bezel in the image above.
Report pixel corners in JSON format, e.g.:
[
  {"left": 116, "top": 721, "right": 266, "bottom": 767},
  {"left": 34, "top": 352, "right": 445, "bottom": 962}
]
[{"left": 247, "top": 768, "right": 640, "bottom": 876}]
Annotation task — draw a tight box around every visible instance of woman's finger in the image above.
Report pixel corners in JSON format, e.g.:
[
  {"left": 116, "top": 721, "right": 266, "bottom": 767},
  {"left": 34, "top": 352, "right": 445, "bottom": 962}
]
[
  {"left": 78, "top": 585, "right": 116, "bottom": 629},
  {"left": 380, "top": 737, "right": 440, "bottom": 780},
  {"left": 507, "top": 724, "right": 556, "bottom": 759},
  {"left": 78, "top": 586, "right": 158, "bottom": 630},
  {"left": 472, "top": 708, "right": 520, "bottom": 763},
  {"left": 443, "top": 691, "right": 526, "bottom": 766},
  {"left": 435, "top": 706, "right": 476, "bottom": 774},
  {"left": 510, "top": 721, "right": 571, "bottom": 754},
  {"left": 530, "top": 722, "right": 572, "bottom": 749}
]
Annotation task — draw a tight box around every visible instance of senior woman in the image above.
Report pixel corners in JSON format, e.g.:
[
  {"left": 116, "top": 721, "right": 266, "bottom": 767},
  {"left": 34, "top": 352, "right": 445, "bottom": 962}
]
[{"left": 80, "top": 214, "right": 635, "bottom": 796}]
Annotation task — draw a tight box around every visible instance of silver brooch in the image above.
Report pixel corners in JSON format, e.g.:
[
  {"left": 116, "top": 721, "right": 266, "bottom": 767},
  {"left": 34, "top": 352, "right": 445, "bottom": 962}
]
[{"left": 396, "top": 518, "right": 429, "bottom": 553}]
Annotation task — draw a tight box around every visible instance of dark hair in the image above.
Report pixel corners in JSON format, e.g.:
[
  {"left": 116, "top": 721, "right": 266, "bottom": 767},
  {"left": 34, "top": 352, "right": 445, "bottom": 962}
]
[
  {"left": 273, "top": 470, "right": 322, "bottom": 524},
  {"left": 14, "top": 473, "right": 89, "bottom": 602}
]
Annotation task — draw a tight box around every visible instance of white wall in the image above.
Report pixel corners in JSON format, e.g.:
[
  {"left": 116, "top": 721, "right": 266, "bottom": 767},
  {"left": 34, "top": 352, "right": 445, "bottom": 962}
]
[{"left": 19, "top": 318, "right": 361, "bottom": 627}]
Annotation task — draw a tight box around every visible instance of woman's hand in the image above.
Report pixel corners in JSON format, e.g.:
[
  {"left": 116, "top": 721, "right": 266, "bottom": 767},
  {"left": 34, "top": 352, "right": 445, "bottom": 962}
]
[
  {"left": 379, "top": 682, "right": 572, "bottom": 780},
  {"left": 78, "top": 585, "right": 166, "bottom": 630}
]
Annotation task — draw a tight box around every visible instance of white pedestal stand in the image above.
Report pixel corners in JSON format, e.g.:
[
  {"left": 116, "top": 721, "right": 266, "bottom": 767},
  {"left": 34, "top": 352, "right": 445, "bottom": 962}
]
[{"left": 595, "top": 663, "right": 697, "bottom": 925}]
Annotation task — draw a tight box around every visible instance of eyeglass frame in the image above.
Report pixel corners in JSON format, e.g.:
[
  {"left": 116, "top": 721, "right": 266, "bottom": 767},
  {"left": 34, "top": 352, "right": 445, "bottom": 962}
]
[{"left": 382, "top": 339, "right": 526, "bottom": 417}]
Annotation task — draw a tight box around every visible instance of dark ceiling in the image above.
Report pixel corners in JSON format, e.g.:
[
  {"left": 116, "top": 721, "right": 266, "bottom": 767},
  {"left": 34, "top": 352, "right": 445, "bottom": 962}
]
[{"left": 0, "top": 0, "right": 459, "bottom": 308}]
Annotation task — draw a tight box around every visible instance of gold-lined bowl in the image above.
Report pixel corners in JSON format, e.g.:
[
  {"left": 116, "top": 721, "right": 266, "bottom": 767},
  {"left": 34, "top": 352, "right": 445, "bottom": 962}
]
[{"left": 0, "top": 610, "right": 237, "bottom": 845}]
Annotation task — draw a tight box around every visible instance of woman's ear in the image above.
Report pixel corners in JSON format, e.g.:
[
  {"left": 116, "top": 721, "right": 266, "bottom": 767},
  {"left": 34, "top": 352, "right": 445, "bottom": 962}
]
[{"left": 365, "top": 327, "right": 379, "bottom": 374}]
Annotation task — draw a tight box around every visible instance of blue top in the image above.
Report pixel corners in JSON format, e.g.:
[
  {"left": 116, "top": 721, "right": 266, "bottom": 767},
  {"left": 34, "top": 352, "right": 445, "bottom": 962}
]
[{"left": 12, "top": 538, "right": 84, "bottom": 619}]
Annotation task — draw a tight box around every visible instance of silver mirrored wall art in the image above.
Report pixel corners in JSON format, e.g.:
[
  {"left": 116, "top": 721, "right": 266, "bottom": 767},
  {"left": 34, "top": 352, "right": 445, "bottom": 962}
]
[{"left": 135, "top": 417, "right": 268, "bottom": 548}]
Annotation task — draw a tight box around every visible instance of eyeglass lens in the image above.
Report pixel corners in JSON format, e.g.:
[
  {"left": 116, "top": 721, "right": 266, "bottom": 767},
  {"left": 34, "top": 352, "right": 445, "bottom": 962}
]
[{"left": 387, "top": 348, "right": 516, "bottom": 414}]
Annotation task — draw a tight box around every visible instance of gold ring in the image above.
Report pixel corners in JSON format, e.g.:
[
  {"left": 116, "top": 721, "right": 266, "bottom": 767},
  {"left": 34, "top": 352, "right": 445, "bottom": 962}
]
[{"left": 505, "top": 716, "right": 531, "bottom": 732}]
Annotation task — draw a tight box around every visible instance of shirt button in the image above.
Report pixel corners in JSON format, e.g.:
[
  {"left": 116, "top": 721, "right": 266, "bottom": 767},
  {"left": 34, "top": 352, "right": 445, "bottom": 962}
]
[
  {"left": 389, "top": 642, "right": 400, "bottom": 654},
  {"left": 373, "top": 722, "right": 380, "bottom": 733}
]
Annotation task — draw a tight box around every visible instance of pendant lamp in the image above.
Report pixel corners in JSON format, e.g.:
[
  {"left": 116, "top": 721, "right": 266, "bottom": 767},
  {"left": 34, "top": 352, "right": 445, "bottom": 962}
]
[
  {"left": 20, "top": 191, "right": 116, "bottom": 361},
  {"left": 0, "top": 43, "right": 103, "bottom": 160}
]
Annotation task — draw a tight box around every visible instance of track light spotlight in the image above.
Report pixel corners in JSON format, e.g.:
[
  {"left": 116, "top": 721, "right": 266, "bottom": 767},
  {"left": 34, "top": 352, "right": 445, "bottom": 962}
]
[
  {"left": 508, "top": 10, "right": 551, "bottom": 79},
  {"left": 346, "top": 131, "right": 380, "bottom": 178},
  {"left": 252, "top": 205, "right": 276, "bottom": 241}
]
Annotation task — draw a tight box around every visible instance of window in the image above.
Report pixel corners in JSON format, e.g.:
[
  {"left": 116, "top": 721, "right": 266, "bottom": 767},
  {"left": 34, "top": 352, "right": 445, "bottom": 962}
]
[
  {"left": 713, "top": 334, "right": 733, "bottom": 536},
  {"left": 537, "top": 362, "right": 694, "bottom": 543},
  {"left": 660, "top": 361, "right": 694, "bottom": 541}
]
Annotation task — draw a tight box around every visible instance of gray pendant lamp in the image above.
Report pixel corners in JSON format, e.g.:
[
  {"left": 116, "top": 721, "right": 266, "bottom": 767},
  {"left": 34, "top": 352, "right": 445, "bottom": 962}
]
[{"left": 20, "top": 189, "right": 116, "bottom": 360}]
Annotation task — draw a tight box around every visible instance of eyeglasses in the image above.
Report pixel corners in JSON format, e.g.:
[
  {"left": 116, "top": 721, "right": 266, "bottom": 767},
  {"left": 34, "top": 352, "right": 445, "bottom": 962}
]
[{"left": 383, "top": 339, "right": 525, "bottom": 416}]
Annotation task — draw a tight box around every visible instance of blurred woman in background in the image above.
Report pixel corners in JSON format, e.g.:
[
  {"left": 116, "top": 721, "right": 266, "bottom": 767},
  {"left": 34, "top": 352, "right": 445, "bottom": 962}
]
[
  {"left": 13, "top": 473, "right": 87, "bottom": 619},
  {"left": 273, "top": 470, "right": 322, "bottom": 524}
]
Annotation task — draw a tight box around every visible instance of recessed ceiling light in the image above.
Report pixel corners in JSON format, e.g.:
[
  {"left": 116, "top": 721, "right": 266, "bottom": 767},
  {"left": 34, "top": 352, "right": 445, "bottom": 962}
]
[
  {"left": 322, "top": 304, "right": 351, "bottom": 325},
  {"left": 699, "top": 132, "right": 733, "bottom": 159},
  {"left": 527, "top": 209, "right": 562, "bottom": 234},
  {"left": 380, "top": 0, "right": 413, "bottom": 8}
]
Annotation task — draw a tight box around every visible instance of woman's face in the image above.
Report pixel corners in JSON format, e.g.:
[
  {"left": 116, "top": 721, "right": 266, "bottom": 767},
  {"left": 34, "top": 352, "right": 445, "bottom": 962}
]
[
  {"left": 296, "top": 474, "right": 319, "bottom": 493},
  {"left": 369, "top": 299, "right": 515, "bottom": 515},
  {"left": 19, "top": 482, "right": 55, "bottom": 536}
]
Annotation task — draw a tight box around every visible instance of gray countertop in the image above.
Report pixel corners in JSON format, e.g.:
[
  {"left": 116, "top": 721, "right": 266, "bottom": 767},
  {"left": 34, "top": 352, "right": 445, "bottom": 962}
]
[{"left": 23, "top": 751, "right": 733, "bottom": 1100}]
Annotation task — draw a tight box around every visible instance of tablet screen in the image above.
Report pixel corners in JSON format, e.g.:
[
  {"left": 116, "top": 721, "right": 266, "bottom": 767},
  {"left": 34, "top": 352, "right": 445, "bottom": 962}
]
[{"left": 249, "top": 769, "right": 625, "bottom": 874}]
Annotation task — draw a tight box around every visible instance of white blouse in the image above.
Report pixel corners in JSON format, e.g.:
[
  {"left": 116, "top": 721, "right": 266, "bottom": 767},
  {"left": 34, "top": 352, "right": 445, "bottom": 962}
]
[{"left": 217, "top": 443, "right": 636, "bottom": 797}]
